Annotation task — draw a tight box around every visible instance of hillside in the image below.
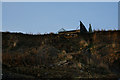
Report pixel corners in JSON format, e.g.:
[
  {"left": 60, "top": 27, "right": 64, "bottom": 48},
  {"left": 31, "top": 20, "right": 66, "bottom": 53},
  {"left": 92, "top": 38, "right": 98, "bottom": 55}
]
[{"left": 2, "top": 31, "right": 120, "bottom": 78}]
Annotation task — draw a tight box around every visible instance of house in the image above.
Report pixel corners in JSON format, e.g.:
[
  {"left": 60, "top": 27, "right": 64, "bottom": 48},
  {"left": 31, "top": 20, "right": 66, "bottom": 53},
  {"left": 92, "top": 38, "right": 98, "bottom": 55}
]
[{"left": 58, "top": 21, "right": 88, "bottom": 35}]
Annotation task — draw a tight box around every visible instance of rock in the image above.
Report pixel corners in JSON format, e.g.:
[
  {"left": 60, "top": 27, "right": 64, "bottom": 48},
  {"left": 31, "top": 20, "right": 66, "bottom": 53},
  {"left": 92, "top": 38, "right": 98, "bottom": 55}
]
[
  {"left": 57, "top": 60, "right": 67, "bottom": 66},
  {"left": 79, "top": 40, "right": 88, "bottom": 47},
  {"left": 62, "top": 50, "right": 66, "bottom": 54},
  {"left": 13, "top": 42, "right": 16, "bottom": 47},
  {"left": 112, "top": 43, "right": 116, "bottom": 48},
  {"left": 77, "top": 63, "right": 82, "bottom": 69},
  {"left": 37, "top": 73, "right": 40, "bottom": 77},
  {"left": 67, "top": 55, "right": 73, "bottom": 60},
  {"left": 80, "top": 70, "right": 83, "bottom": 73}
]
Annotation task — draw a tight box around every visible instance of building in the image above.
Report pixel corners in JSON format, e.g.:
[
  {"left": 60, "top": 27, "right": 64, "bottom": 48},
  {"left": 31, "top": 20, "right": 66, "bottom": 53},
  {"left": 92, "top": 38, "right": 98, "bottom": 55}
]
[
  {"left": 58, "top": 21, "right": 88, "bottom": 35},
  {"left": 58, "top": 29, "right": 80, "bottom": 35}
]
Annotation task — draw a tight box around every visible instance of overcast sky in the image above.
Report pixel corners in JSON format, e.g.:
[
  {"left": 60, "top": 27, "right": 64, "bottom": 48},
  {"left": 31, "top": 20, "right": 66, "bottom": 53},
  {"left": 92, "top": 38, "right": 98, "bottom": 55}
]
[{"left": 2, "top": 2, "right": 118, "bottom": 34}]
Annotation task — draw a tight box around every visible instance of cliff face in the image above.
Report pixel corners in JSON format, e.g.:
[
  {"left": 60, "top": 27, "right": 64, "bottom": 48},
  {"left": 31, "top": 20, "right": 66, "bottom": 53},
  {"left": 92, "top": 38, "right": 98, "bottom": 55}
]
[{"left": 2, "top": 31, "right": 120, "bottom": 78}]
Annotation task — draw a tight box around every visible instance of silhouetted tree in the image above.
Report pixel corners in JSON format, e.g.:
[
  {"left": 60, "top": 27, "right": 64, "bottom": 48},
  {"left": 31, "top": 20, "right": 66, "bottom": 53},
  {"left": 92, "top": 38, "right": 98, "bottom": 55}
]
[{"left": 89, "top": 24, "right": 92, "bottom": 33}]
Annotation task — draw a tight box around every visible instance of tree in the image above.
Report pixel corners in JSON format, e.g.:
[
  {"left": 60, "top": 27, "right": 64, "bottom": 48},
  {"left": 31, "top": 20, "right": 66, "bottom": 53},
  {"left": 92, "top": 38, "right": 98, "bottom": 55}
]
[{"left": 89, "top": 24, "right": 92, "bottom": 33}]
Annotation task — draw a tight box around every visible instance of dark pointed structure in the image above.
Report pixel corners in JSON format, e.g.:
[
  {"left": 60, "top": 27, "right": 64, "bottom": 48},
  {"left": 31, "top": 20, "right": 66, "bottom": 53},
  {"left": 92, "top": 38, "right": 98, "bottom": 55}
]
[
  {"left": 80, "top": 21, "right": 87, "bottom": 33},
  {"left": 89, "top": 24, "right": 92, "bottom": 33}
]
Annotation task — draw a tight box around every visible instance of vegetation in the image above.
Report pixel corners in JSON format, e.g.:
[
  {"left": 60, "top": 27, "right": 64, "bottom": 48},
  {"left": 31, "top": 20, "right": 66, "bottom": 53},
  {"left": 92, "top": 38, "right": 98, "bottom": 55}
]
[
  {"left": 89, "top": 24, "right": 92, "bottom": 33},
  {"left": 2, "top": 30, "right": 120, "bottom": 79}
]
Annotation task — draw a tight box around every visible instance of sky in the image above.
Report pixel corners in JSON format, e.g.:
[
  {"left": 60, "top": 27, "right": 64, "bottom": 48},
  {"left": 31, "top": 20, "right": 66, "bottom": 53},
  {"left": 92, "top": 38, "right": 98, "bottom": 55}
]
[
  {"left": 2, "top": 2, "right": 118, "bottom": 34},
  {"left": 118, "top": 1, "right": 120, "bottom": 30}
]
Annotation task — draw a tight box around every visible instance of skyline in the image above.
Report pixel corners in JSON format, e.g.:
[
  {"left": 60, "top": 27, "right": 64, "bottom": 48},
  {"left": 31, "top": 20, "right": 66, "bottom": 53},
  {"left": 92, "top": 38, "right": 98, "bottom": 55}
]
[{"left": 2, "top": 2, "right": 118, "bottom": 34}]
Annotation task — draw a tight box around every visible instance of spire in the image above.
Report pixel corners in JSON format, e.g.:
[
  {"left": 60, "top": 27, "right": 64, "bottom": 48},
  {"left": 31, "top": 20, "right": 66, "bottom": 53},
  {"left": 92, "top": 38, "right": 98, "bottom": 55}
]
[{"left": 80, "top": 21, "right": 87, "bottom": 33}]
